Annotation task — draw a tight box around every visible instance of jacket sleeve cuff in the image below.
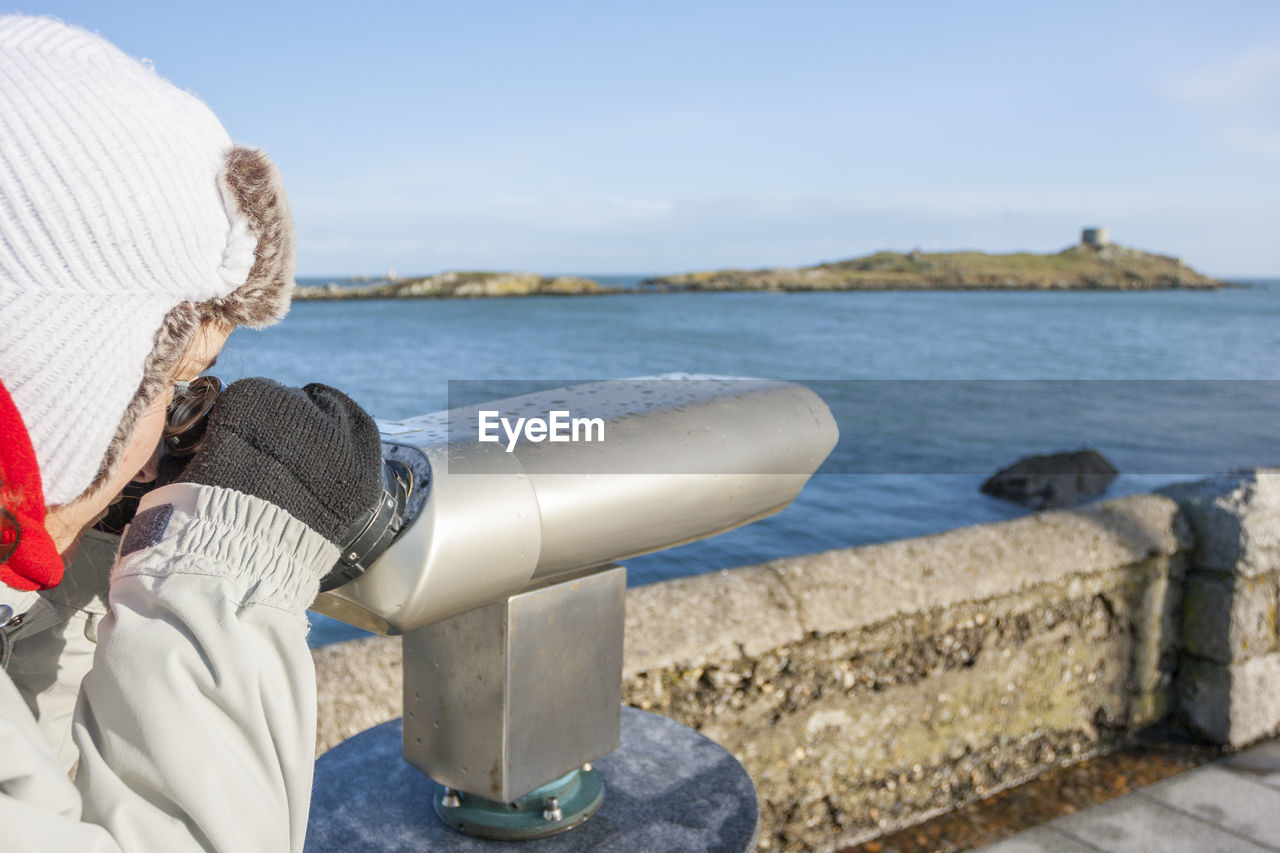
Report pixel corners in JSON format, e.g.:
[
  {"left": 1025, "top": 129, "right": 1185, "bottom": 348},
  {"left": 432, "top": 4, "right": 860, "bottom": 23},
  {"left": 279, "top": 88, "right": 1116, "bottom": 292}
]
[{"left": 112, "top": 482, "right": 337, "bottom": 615}]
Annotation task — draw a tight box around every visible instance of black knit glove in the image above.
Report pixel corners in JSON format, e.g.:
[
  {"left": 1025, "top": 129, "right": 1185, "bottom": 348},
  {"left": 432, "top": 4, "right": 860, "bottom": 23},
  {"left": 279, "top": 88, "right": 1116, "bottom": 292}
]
[{"left": 174, "top": 378, "right": 382, "bottom": 545}]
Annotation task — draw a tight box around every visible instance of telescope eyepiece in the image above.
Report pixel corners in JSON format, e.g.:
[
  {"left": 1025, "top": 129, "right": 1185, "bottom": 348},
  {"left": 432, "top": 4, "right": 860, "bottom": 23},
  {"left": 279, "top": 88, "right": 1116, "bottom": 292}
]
[{"left": 319, "top": 459, "right": 414, "bottom": 592}]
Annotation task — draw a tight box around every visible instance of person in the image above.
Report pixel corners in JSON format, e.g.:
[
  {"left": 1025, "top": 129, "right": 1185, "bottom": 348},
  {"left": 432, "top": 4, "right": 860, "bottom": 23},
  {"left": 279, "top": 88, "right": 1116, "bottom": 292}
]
[{"left": 0, "top": 15, "right": 383, "bottom": 850}]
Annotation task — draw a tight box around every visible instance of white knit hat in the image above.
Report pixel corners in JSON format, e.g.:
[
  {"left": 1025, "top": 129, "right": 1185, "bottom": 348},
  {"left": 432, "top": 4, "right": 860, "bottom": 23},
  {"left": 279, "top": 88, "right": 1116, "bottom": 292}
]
[{"left": 0, "top": 15, "right": 294, "bottom": 506}]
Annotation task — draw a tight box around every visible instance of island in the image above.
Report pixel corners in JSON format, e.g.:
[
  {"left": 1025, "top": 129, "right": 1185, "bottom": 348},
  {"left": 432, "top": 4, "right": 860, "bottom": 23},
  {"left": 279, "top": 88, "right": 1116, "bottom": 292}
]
[
  {"left": 292, "top": 230, "right": 1224, "bottom": 301},
  {"left": 293, "top": 271, "right": 610, "bottom": 301},
  {"left": 642, "top": 236, "right": 1222, "bottom": 293}
]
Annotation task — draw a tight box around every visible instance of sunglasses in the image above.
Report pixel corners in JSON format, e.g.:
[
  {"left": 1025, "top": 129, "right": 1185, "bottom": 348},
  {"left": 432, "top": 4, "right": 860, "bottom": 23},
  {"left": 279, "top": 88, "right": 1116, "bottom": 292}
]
[{"left": 164, "top": 375, "right": 222, "bottom": 458}]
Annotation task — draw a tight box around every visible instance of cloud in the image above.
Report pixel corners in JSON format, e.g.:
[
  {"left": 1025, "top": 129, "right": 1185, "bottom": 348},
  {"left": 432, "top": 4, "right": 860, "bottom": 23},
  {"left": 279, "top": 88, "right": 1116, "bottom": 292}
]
[
  {"left": 604, "top": 197, "right": 673, "bottom": 220},
  {"left": 1168, "top": 44, "right": 1280, "bottom": 109},
  {"left": 1165, "top": 43, "right": 1280, "bottom": 159},
  {"left": 1221, "top": 126, "right": 1280, "bottom": 158}
]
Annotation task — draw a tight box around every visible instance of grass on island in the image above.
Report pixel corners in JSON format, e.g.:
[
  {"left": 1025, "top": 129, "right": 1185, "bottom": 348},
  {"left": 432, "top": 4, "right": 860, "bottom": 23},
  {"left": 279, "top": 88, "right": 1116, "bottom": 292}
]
[{"left": 644, "top": 244, "right": 1222, "bottom": 291}]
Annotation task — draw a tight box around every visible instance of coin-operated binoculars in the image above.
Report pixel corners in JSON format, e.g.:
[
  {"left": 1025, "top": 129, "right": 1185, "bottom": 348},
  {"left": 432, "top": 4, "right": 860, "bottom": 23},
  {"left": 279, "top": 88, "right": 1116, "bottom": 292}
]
[{"left": 304, "top": 377, "right": 838, "bottom": 851}]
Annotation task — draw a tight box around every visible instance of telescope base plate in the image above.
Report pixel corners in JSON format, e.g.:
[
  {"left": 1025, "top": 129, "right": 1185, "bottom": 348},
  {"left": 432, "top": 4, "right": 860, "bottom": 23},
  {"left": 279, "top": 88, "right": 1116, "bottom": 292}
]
[
  {"left": 306, "top": 706, "right": 759, "bottom": 852},
  {"left": 433, "top": 767, "right": 603, "bottom": 840}
]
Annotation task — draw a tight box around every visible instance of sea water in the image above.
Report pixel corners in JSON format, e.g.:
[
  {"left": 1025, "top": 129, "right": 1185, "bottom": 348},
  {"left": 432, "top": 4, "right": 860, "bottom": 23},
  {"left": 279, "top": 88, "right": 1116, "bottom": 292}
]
[{"left": 224, "top": 278, "right": 1280, "bottom": 644}]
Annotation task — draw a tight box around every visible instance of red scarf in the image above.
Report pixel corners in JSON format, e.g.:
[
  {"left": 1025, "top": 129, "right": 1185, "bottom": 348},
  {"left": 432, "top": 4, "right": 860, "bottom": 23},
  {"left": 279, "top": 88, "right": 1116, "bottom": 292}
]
[{"left": 0, "top": 380, "right": 63, "bottom": 590}]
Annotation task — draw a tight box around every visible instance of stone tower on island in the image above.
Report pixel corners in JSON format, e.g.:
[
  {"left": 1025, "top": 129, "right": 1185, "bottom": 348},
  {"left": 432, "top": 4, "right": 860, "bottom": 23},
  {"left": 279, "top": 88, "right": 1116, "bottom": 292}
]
[{"left": 1081, "top": 226, "right": 1110, "bottom": 247}]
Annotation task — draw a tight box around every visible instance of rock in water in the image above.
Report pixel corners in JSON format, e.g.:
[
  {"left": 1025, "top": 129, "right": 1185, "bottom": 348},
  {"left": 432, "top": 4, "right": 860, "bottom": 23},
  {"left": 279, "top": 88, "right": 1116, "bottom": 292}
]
[{"left": 980, "top": 449, "right": 1118, "bottom": 510}]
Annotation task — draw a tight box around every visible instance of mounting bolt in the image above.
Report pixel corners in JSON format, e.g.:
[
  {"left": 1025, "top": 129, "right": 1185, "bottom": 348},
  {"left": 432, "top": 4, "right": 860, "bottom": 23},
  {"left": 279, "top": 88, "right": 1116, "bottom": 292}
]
[
  {"left": 581, "top": 762, "right": 592, "bottom": 773},
  {"left": 542, "top": 796, "right": 562, "bottom": 822},
  {"left": 441, "top": 788, "right": 461, "bottom": 809}
]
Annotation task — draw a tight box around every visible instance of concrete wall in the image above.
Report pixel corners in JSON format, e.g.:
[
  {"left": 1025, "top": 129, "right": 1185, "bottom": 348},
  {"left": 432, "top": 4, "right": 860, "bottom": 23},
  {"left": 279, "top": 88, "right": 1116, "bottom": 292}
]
[{"left": 312, "top": 471, "right": 1280, "bottom": 852}]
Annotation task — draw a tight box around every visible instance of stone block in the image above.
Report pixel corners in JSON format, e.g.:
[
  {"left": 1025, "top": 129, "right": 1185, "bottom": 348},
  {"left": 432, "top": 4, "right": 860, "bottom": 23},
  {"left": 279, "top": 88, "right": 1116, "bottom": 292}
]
[
  {"left": 1182, "top": 572, "right": 1279, "bottom": 664},
  {"left": 1161, "top": 470, "right": 1280, "bottom": 577},
  {"left": 1178, "top": 652, "right": 1280, "bottom": 746}
]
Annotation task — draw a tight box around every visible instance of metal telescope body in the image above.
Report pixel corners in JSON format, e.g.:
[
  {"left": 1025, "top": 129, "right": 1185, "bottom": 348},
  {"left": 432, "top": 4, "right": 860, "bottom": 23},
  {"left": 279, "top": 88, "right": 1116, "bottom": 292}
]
[
  {"left": 310, "top": 377, "right": 838, "bottom": 841},
  {"left": 311, "top": 377, "right": 839, "bottom": 635}
]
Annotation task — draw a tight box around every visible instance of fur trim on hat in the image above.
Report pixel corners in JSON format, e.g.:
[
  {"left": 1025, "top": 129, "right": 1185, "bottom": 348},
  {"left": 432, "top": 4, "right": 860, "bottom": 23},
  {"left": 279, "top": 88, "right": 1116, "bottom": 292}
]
[
  {"left": 207, "top": 147, "right": 295, "bottom": 329},
  {"left": 77, "top": 147, "right": 294, "bottom": 503}
]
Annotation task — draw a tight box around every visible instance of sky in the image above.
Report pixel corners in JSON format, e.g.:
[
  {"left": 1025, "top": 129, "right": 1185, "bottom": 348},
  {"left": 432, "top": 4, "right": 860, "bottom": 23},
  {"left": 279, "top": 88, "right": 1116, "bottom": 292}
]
[{"left": 9, "top": 1, "right": 1280, "bottom": 277}]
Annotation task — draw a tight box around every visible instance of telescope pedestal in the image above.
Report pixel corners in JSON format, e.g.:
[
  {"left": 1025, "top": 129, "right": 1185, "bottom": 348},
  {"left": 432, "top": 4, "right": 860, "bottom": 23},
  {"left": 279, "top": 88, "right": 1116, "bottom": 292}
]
[
  {"left": 304, "top": 706, "right": 760, "bottom": 853},
  {"left": 401, "top": 566, "right": 627, "bottom": 806}
]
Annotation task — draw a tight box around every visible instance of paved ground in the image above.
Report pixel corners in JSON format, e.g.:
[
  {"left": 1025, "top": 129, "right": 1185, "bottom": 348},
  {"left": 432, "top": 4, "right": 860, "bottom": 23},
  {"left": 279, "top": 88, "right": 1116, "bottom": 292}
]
[{"left": 971, "top": 739, "right": 1280, "bottom": 852}]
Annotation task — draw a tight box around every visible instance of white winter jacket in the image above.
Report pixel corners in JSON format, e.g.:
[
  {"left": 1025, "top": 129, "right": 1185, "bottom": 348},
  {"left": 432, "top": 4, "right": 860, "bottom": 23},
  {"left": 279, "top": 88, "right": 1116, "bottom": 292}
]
[{"left": 0, "top": 482, "right": 336, "bottom": 851}]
